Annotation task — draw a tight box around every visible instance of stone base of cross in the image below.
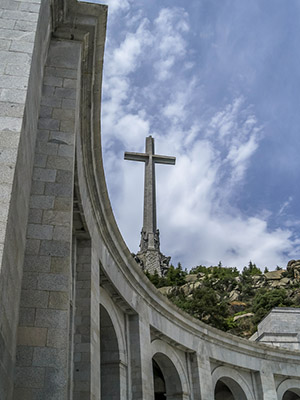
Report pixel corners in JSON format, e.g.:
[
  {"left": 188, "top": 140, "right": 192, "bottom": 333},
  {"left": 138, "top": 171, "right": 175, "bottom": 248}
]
[{"left": 133, "top": 248, "right": 171, "bottom": 276}]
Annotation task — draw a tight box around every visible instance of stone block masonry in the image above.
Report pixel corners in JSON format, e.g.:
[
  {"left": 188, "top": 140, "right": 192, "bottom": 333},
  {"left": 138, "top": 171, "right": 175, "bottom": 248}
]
[
  {"left": 13, "top": 39, "right": 81, "bottom": 400},
  {"left": 0, "top": 1, "right": 51, "bottom": 398},
  {"left": 72, "top": 239, "right": 93, "bottom": 400}
]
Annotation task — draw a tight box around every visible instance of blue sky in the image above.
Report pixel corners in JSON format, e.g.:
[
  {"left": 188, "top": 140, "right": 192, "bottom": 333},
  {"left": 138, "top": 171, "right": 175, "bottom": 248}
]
[{"left": 92, "top": 0, "right": 300, "bottom": 270}]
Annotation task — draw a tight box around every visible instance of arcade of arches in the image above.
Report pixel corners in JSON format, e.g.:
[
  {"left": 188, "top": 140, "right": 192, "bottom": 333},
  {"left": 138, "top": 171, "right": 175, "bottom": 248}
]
[{"left": 99, "top": 300, "right": 300, "bottom": 400}]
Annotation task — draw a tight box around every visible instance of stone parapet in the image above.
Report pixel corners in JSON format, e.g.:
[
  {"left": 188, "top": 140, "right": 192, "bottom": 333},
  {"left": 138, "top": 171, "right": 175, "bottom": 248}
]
[{"left": 251, "top": 308, "right": 300, "bottom": 351}]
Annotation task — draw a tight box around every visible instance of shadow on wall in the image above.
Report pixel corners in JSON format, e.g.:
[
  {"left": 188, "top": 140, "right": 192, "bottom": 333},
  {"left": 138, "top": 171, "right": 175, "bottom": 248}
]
[
  {"left": 214, "top": 378, "right": 248, "bottom": 400},
  {"left": 100, "top": 305, "right": 121, "bottom": 399},
  {"left": 282, "top": 389, "right": 300, "bottom": 400}
]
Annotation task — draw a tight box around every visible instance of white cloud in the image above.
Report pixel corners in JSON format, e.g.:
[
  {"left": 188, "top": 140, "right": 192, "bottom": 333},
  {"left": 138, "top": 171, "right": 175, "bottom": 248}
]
[
  {"left": 152, "top": 8, "right": 190, "bottom": 80},
  {"left": 278, "top": 196, "right": 293, "bottom": 216},
  {"left": 103, "top": 0, "right": 130, "bottom": 15},
  {"left": 105, "top": 19, "right": 152, "bottom": 77},
  {"left": 226, "top": 134, "right": 258, "bottom": 182},
  {"left": 154, "top": 98, "right": 296, "bottom": 269},
  {"left": 162, "top": 78, "right": 197, "bottom": 123},
  {"left": 101, "top": 4, "right": 299, "bottom": 271}
]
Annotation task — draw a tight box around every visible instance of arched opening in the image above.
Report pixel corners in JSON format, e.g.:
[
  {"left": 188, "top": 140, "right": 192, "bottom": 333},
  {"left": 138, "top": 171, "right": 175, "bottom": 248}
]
[
  {"left": 215, "top": 380, "right": 235, "bottom": 400},
  {"left": 153, "top": 359, "right": 166, "bottom": 399},
  {"left": 214, "top": 377, "right": 248, "bottom": 400},
  {"left": 100, "top": 304, "right": 121, "bottom": 400},
  {"left": 277, "top": 379, "right": 300, "bottom": 400},
  {"left": 283, "top": 389, "right": 300, "bottom": 400},
  {"left": 152, "top": 352, "right": 183, "bottom": 400}
]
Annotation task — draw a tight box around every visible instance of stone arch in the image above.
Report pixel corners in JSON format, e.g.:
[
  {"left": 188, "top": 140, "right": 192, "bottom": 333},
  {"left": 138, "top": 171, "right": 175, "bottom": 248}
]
[
  {"left": 100, "top": 289, "right": 127, "bottom": 365},
  {"left": 277, "top": 379, "right": 300, "bottom": 400},
  {"left": 212, "top": 366, "right": 255, "bottom": 400},
  {"left": 100, "top": 303, "right": 126, "bottom": 399},
  {"left": 151, "top": 339, "right": 190, "bottom": 399}
]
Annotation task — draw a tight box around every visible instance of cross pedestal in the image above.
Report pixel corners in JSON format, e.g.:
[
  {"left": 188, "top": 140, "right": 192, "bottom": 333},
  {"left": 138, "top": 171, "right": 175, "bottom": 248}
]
[{"left": 124, "top": 136, "right": 175, "bottom": 275}]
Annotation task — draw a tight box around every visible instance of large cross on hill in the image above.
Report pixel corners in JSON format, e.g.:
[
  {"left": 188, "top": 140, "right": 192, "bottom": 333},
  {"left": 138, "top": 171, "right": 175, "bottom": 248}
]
[{"left": 124, "top": 136, "right": 176, "bottom": 274}]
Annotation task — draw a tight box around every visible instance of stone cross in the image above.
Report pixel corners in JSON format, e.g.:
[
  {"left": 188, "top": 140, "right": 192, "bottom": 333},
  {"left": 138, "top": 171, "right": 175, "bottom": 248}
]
[{"left": 124, "top": 136, "right": 175, "bottom": 253}]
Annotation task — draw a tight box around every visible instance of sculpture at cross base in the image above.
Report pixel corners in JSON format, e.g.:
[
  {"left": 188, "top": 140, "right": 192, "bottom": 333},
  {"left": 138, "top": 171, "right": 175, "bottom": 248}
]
[{"left": 124, "top": 136, "right": 176, "bottom": 276}]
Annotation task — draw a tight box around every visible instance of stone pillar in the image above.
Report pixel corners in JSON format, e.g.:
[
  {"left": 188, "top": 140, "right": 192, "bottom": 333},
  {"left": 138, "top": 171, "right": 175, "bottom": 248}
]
[
  {"left": 90, "top": 245, "right": 101, "bottom": 400},
  {"left": 258, "top": 362, "right": 277, "bottom": 400},
  {"left": 0, "top": 1, "right": 49, "bottom": 397},
  {"left": 128, "top": 315, "right": 154, "bottom": 400},
  {"left": 192, "top": 351, "right": 214, "bottom": 400},
  {"left": 73, "top": 239, "right": 94, "bottom": 400},
  {"left": 13, "top": 39, "right": 81, "bottom": 400}
]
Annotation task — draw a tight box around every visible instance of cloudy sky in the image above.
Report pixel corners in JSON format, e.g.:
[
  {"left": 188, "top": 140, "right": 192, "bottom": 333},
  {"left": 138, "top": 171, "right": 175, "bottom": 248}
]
[{"left": 92, "top": 0, "right": 300, "bottom": 270}]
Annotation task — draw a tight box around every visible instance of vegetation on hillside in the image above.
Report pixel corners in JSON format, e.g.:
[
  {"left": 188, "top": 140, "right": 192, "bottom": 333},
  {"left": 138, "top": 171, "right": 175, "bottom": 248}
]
[{"left": 145, "top": 261, "right": 300, "bottom": 338}]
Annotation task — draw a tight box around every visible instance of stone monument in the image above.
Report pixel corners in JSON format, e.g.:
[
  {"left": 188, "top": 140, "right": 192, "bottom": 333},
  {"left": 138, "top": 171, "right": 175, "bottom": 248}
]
[
  {"left": 1, "top": 1, "right": 300, "bottom": 398},
  {"left": 124, "top": 136, "right": 175, "bottom": 275}
]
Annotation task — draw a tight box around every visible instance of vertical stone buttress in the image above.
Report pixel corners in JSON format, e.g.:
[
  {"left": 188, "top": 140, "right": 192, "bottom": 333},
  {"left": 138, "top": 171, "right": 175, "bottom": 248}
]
[
  {"left": 13, "top": 39, "right": 81, "bottom": 399},
  {"left": 72, "top": 239, "right": 99, "bottom": 399},
  {"left": 191, "top": 350, "right": 214, "bottom": 400},
  {"left": 0, "top": 1, "right": 50, "bottom": 397},
  {"left": 129, "top": 315, "right": 154, "bottom": 400}
]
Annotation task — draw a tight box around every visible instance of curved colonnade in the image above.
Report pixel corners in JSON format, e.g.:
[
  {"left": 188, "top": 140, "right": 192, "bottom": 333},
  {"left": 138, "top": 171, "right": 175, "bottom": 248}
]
[{"left": 0, "top": 0, "right": 299, "bottom": 399}]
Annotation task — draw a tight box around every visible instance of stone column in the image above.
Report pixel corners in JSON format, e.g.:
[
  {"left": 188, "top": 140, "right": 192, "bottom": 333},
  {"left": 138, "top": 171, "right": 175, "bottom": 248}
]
[
  {"left": 72, "top": 239, "right": 95, "bottom": 400},
  {"left": 13, "top": 39, "right": 81, "bottom": 400},
  {"left": 128, "top": 315, "right": 154, "bottom": 400},
  {"left": 258, "top": 362, "right": 277, "bottom": 400},
  {"left": 0, "top": 1, "right": 48, "bottom": 397},
  {"left": 90, "top": 245, "right": 101, "bottom": 400},
  {"left": 192, "top": 350, "right": 214, "bottom": 400}
]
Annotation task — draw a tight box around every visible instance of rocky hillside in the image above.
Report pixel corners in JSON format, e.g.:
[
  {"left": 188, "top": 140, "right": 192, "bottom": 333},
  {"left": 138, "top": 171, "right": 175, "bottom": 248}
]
[{"left": 146, "top": 260, "right": 300, "bottom": 338}]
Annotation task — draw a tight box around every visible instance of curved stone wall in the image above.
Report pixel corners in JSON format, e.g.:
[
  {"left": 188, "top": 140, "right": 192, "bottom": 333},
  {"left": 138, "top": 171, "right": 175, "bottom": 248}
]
[
  {"left": 72, "top": 0, "right": 300, "bottom": 398},
  {"left": 0, "top": 0, "right": 299, "bottom": 399}
]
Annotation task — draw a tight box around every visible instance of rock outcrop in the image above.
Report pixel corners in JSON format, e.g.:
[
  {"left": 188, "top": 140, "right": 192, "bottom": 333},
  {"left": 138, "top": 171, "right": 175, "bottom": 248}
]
[{"left": 156, "top": 260, "right": 300, "bottom": 338}]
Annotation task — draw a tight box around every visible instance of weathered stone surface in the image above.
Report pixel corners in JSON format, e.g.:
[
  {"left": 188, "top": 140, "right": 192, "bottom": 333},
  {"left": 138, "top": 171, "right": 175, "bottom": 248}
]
[
  {"left": 35, "top": 309, "right": 68, "bottom": 330},
  {"left": 158, "top": 286, "right": 173, "bottom": 295},
  {"left": 233, "top": 313, "right": 254, "bottom": 322},
  {"left": 15, "top": 367, "right": 45, "bottom": 389},
  {"left": 16, "top": 346, "right": 34, "bottom": 367},
  {"left": 229, "top": 290, "right": 239, "bottom": 301},
  {"left": 264, "top": 270, "right": 284, "bottom": 280},
  {"left": 37, "top": 273, "right": 69, "bottom": 291},
  {"left": 185, "top": 274, "right": 198, "bottom": 283},
  {"left": 39, "top": 240, "right": 70, "bottom": 259},
  {"left": 17, "top": 327, "right": 47, "bottom": 347}
]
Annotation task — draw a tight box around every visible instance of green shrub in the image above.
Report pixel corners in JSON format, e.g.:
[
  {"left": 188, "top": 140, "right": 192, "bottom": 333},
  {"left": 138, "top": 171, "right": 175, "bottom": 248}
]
[{"left": 252, "top": 288, "right": 292, "bottom": 324}]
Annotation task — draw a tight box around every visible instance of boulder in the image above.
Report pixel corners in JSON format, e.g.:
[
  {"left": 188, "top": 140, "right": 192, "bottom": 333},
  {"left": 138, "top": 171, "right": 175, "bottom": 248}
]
[
  {"left": 229, "top": 290, "right": 239, "bottom": 301},
  {"left": 233, "top": 312, "right": 254, "bottom": 322},
  {"left": 287, "top": 260, "right": 300, "bottom": 279},
  {"left": 158, "top": 286, "right": 173, "bottom": 295},
  {"left": 185, "top": 274, "right": 198, "bottom": 283},
  {"left": 264, "top": 270, "right": 284, "bottom": 280},
  {"left": 280, "top": 277, "right": 290, "bottom": 285},
  {"left": 287, "top": 259, "right": 300, "bottom": 268},
  {"left": 181, "top": 283, "right": 191, "bottom": 296},
  {"left": 252, "top": 275, "right": 265, "bottom": 288},
  {"left": 193, "top": 281, "right": 202, "bottom": 290},
  {"left": 269, "top": 280, "right": 283, "bottom": 288}
]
